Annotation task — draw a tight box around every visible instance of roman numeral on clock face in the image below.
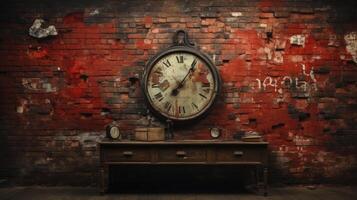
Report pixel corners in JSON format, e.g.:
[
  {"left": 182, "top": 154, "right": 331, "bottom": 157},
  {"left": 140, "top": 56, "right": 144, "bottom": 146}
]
[
  {"left": 191, "top": 102, "right": 199, "bottom": 110},
  {"left": 176, "top": 55, "right": 184, "bottom": 63},
  {"left": 179, "top": 106, "right": 185, "bottom": 114},
  {"left": 154, "top": 92, "right": 164, "bottom": 101},
  {"left": 199, "top": 93, "right": 207, "bottom": 99},
  {"left": 153, "top": 68, "right": 163, "bottom": 75},
  {"left": 164, "top": 101, "right": 172, "bottom": 112},
  {"left": 163, "top": 59, "right": 171, "bottom": 68},
  {"left": 202, "top": 82, "right": 210, "bottom": 93},
  {"left": 202, "top": 82, "right": 210, "bottom": 88}
]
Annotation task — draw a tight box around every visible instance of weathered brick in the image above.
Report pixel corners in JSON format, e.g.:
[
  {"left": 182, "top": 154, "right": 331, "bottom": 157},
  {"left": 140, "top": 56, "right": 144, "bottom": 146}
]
[{"left": 0, "top": 0, "right": 356, "bottom": 187}]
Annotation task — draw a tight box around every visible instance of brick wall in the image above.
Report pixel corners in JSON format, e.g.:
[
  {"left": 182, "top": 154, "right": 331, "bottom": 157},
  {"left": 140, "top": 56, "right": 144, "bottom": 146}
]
[{"left": 0, "top": 0, "right": 356, "bottom": 185}]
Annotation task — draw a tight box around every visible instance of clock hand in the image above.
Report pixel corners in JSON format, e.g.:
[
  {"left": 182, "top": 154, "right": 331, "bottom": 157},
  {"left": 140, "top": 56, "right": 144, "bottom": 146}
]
[
  {"left": 176, "top": 59, "right": 197, "bottom": 89},
  {"left": 171, "top": 59, "right": 197, "bottom": 96}
]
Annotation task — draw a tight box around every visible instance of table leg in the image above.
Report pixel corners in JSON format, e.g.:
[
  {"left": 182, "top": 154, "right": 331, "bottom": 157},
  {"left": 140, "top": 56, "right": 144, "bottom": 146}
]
[
  {"left": 100, "top": 165, "right": 109, "bottom": 194},
  {"left": 254, "top": 165, "right": 259, "bottom": 191},
  {"left": 263, "top": 167, "right": 268, "bottom": 196}
]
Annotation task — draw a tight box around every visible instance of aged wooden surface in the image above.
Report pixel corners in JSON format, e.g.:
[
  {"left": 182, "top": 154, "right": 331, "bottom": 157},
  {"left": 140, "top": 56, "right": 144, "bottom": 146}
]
[{"left": 99, "top": 140, "right": 269, "bottom": 195}]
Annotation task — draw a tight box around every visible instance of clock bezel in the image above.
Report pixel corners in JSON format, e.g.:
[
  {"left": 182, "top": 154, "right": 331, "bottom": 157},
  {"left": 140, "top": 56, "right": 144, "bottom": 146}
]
[
  {"left": 106, "top": 124, "right": 121, "bottom": 140},
  {"left": 142, "top": 45, "right": 221, "bottom": 122}
]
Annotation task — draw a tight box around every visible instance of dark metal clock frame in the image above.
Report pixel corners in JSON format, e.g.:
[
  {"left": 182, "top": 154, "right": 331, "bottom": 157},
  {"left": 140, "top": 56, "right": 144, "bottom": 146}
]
[{"left": 142, "top": 30, "right": 222, "bottom": 123}]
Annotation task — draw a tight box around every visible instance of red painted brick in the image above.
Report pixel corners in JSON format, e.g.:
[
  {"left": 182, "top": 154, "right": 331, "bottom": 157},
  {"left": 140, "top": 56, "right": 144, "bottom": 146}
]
[{"left": 0, "top": 0, "right": 356, "bottom": 186}]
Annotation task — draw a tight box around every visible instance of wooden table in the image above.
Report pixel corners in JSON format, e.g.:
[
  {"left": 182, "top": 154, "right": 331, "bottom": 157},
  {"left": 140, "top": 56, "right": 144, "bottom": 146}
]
[{"left": 98, "top": 140, "right": 269, "bottom": 195}]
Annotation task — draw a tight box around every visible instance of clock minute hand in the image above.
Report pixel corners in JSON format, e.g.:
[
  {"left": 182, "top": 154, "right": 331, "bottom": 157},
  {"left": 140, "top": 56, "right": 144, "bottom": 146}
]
[
  {"left": 171, "top": 59, "right": 197, "bottom": 96},
  {"left": 177, "top": 58, "right": 198, "bottom": 88}
]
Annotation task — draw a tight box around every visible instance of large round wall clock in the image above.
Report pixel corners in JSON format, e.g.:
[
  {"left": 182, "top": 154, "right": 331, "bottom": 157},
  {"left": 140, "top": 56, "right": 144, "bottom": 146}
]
[{"left": 142, "top": 30, "right": 221, "bottom": 122}]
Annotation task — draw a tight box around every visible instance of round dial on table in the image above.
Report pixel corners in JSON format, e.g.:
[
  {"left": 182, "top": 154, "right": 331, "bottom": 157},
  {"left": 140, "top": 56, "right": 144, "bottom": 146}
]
[
  {"left": 210, "top": 127, "right": 221, "bottom": 139},
  {"left": 109, "top": 126, "right": 120, "bottom": 139},
  {"left": 146, "top": 52, "right": 216, "bottom": 120}
]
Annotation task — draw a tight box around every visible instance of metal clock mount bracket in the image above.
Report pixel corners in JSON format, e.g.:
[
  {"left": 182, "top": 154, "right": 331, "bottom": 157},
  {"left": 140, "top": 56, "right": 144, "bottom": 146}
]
[{"left": 172, "top": 29, "right": 195, "bottom": 47}]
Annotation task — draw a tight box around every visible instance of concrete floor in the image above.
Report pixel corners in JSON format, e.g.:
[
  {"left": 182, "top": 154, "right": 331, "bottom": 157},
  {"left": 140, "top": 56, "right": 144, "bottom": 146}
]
[{"left": 0, "top": 185, "right": 356, "bottom": 200}]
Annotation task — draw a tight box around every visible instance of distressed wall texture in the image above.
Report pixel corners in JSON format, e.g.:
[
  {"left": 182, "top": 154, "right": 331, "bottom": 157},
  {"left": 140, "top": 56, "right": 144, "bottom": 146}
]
[{"left": 0, "top": 0, "right": 356, "bottom": 185}]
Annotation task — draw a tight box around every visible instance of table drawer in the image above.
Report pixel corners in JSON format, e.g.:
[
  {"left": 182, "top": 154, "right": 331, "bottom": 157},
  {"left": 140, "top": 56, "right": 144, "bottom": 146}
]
[
  {"left": 157, "top": 147, "right": 207, "bottom": 162},
  {"left": 102, "top": 147, "right": 150, "bottom": 162},
  {"left": 215, "top": 148, "right": 262, "bottom": 163}
]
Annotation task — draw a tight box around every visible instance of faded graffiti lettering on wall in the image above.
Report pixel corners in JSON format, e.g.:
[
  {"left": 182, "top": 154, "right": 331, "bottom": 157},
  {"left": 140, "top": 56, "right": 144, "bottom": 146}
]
[{"left": 252, "top": 64, "right": 317, "bottom": 93}]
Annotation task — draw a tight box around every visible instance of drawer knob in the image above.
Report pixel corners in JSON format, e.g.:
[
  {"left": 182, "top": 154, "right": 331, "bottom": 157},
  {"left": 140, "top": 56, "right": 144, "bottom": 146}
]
[
  {"left": 176, "top": 151, "right": 187, "bottom": 157},
  {"left": 123, "top": 151, "right": 134, "bottom": 157},
  {"left": 233, "top": 151, "right": 244, "bottom": 156}
]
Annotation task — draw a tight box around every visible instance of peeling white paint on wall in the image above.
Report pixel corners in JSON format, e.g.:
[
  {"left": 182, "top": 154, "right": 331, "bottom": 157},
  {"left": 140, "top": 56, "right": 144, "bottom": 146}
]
[
  {"left": 29, "top": 19, "right": 57, "bottom": 38},
  {"left": 78, "top": 132, "right": 105, "bottom": 148},
  {"left": 293, "top": 135, "right": 314, "bottom": 146},
  {"left": 231, "top": 12, "right": 242, "bottom": 17},
  {"left": 259, "top": 23, "right": 268, "bottom": 28},
  {"left": 273, "top": 51, "right": 284, "bottom": 64},
  {"left": 260, "top": 45, "right": 284, "bottom": 64},
  {"left": 16, "top": 106, "right": 24, "bottom": 114},
  {"left": 328, "top": 34, "right": 339, "bottom": 47},
  {"left": 16, "top": 99, "right": 28, "bottom": 114},
  {"left": 53, "top": 132, "right": 105, "bottom": 149},
  {"left": 290, "top": 34, "right": 306, "bottom": 47},
  {"left": 22, "top": 78, "right": 56, "bottom": 92},
  {"left": 344, "top": 32, "right": 357, "bottom": 64},
  {"left": 89, "top": 9, "right": 100, "bottom": 16}
]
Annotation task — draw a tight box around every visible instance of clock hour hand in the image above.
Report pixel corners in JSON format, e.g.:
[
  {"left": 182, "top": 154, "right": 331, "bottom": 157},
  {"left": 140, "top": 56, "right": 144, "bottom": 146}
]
[{"left": 171, "top": 59, "right": 197, "bottom": 96}]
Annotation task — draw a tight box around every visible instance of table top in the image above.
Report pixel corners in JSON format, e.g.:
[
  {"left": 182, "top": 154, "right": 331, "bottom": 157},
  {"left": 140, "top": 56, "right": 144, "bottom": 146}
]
[{"left": 98, "top": 139, "right": 268, "bottom": 145}]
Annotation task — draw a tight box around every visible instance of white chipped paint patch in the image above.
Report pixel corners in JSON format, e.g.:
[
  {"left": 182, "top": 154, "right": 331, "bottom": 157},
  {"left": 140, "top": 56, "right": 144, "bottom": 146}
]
[
  {"left": 29, "top": 19, "right": 57, "bottom": 38},
  {"left": 290, "top": 34, "right": 306, "bottom": 46},
  {"left": 231, "top": 12, "right": 242, "bottom": 17},
  {"left": 293, "top": 135, "right": 314, "bottom": 146},
  {"left": 78, "top": 132, "right": 105, "bottom": 148},
  {"left": 17, "top": 99, "right": 28, "bottom": 114},
  {"left": 16, "top": 106, "right": 24, "bottom": 113},
  {"left": 89, "top": 9, "right": 100, "bottom": 16},
  {"left": 22, "top": 78, "right": 56, "bottom": 92},
  {"left": 328, "top": 34, "right": 340, "bottom": 47},
  {"left": 53, "top": 132, "right": 105, "bottom": 148},
  {"left": 273, "top": 51, "right": 284, "bottom": 64},
  {"left": 344, "top": 32, "right": 357, "bottom": 64}
]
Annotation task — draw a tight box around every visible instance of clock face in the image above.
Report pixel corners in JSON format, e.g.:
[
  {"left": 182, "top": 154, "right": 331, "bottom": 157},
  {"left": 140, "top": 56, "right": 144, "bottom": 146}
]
[
  {"left": 143, "top": 48, "right": 220, "bottom": 121},
  {"left": 106, "top": 125, "right": 120, "bottom": 139},
  {"left": 110, "top": 126, "right": 120, "bottom": 139},
  {"left": 210, "top": 127, "right": 221, "bottom": 139}
]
